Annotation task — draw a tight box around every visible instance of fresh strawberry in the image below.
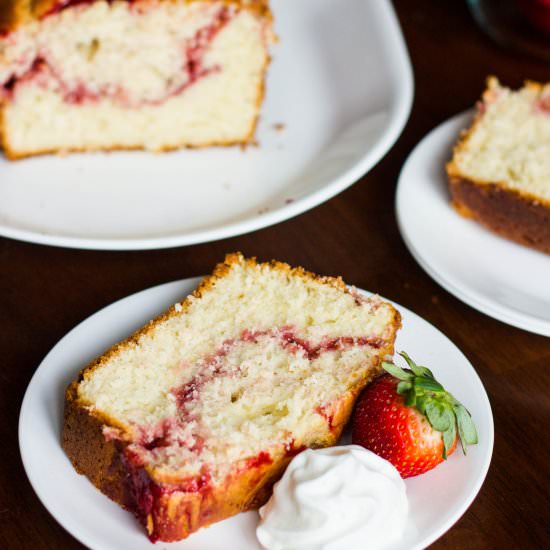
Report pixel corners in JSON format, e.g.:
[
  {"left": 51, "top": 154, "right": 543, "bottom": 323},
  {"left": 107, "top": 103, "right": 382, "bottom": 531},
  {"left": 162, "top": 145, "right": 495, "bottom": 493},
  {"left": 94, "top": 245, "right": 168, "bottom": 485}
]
[{"left": 352, "top": 352, "right": 478, "bottom": 478}]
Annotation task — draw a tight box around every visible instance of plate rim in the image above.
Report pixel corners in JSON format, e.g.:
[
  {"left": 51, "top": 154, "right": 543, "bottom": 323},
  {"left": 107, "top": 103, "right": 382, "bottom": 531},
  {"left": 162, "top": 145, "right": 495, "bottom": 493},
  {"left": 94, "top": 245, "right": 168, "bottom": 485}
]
[
  {"left": 19, "top": 276, "right": 494, "bottom": 550},
  {"left": 395, "top": 109, "right": 550, "bottom": 337},
  {"left": 0, "top": 0, "right": 413, "bottom": 251}
]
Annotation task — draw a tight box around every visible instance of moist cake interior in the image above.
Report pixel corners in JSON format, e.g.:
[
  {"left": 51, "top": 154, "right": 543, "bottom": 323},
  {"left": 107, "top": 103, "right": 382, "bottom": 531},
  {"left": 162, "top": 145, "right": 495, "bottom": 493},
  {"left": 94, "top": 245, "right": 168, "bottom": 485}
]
[
  {"left": 0, "top": 0, "right": 271, "bottom": 156},
  {"left": 78, "top": 257, "right": 397, "bottom": 481},
  {"left": 451, "top": 78, "right": 550, "bottom": 202}
]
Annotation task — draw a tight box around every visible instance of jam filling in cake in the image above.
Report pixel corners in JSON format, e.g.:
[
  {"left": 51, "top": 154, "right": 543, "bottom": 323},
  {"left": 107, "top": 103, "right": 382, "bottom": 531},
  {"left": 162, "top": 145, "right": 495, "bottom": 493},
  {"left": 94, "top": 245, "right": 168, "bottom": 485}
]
[
  {"left": 103, "top": 325, "right": 388, "bottom": 541},
  {"left": 104, "top": 327, "right": 386, "bottom": 468},
  {"left": 0, "top": 2, "right": 235, "bottom": 106},
  {"left": 0, "top": 1, "right": 273, "bottom": 157},
  {"left": 64, "top": 254, "right": 400, "bottom": 542}
]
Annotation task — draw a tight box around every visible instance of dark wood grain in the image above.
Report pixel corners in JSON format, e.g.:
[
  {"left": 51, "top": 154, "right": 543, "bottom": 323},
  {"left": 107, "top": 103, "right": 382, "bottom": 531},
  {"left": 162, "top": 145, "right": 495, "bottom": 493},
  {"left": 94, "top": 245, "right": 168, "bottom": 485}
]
[{"left": 1, "top": 1, "right": 549, "bottom": 548}]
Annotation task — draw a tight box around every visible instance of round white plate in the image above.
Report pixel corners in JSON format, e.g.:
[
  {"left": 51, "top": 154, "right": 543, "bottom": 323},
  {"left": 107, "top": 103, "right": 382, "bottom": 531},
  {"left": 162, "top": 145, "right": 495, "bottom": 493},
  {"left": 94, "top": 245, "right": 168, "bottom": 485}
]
[
  {"left": 20, "top": 276, "right": 493, "bottom": 550},
  {"left": 0, "top": 0, "right": 412, "bottom": 250},
  {"left": 396, "top": 111, "right": 550, "bottom": 337}
]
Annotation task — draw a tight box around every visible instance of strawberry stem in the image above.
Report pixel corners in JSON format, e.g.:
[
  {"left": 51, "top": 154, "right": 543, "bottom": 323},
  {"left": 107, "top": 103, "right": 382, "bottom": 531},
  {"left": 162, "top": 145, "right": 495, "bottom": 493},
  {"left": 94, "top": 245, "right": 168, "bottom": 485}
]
[{"left": 382, "top": 352, "right": 478, "bottom": 458}]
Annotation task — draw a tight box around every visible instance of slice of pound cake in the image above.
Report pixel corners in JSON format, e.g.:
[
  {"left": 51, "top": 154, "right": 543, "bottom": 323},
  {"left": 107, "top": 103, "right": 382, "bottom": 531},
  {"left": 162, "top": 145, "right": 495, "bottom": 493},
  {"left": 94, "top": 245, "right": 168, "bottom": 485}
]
[
  {"left": 447, "top": 77, "right": 550, "bottom": 254},
  {"left": 0, "top": 0, "right": 273, "bottom": 158},
  {"left": 62, "top": 253, "right": 401, "bottom": 542}
]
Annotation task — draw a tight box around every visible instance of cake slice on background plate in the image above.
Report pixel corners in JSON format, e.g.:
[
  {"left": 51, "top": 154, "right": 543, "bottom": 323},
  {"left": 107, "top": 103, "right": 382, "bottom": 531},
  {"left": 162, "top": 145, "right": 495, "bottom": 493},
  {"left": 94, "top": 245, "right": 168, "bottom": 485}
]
[
  {"left": 0, "top": 0, "right": 273, "bottom": 158},
  {"left": 62, "top": 253, "right": 401, "bottom": 542},
  {"left": 447, "top": 77, "right": 550, "bottom": 254}
]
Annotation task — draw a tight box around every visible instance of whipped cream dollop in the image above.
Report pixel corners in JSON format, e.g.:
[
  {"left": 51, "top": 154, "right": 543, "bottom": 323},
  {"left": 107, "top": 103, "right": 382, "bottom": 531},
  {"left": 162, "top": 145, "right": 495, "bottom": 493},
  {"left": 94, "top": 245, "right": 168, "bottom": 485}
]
[{"left": 256, "top": 445, "right": 408, "bottom": 550}]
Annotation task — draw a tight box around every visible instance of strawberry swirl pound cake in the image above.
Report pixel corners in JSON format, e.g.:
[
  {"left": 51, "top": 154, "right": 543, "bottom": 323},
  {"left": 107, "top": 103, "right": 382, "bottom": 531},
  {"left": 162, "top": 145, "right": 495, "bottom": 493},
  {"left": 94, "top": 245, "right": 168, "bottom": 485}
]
[
  {"left": 62, "top": 253, "right": 401, "bottom": 542},
  {"left": 0, "top": 0, "right": 273, "bottom": 158},
  {"left": 447, "top": 77, "right": 550, "bottom": 254}
]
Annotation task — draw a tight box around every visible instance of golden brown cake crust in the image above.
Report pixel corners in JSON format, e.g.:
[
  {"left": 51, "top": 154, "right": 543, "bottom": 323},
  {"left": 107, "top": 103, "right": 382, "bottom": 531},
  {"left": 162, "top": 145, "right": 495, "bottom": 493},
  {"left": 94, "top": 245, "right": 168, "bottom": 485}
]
[
  {"left": 63, "top": 381, "right": 133, "bottom": 507},
  {"left": 0, "top": 0, "right": 30, "bottom": 33},
  {"left": 449, "top": 176, "right": 550, "bottom": 254},
  {"left": 61, "top": 253, "right": 401, "bottom": 542}
]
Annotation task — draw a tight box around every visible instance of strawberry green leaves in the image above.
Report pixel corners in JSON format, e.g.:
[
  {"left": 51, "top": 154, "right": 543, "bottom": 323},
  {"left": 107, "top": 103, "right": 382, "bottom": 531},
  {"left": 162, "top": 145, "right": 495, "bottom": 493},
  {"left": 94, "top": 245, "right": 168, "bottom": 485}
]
[
  {"left": 382, "top": 352, "right": 478, "bottom": 459},
  {"left": 425, "top": 401, "right": 452, "bottom": 432},
  {"left": 382, "top": 361, "right": 413, "bottom": 381},
  {"left": 399, "top": 351, "right": 435, "bottom": 379},
  {"left": 453, "top": 403, "right": 478, "bottom": 452}
]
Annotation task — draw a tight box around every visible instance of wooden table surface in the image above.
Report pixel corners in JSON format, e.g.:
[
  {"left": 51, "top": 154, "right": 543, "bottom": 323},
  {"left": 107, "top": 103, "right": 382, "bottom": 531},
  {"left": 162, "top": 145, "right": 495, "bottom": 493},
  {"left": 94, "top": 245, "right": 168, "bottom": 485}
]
[{"left": 1, "top": 1, "right": 549, "bottom": 548}]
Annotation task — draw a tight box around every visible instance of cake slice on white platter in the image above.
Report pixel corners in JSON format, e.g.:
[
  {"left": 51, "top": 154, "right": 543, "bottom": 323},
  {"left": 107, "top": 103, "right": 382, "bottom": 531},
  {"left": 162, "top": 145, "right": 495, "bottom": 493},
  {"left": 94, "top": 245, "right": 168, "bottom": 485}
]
[
  {"left": 0, "top": 0, "right": 273, "bottom": 158},
  {"left": 447, "top": 77, "right": 550, "bottom": 254}
]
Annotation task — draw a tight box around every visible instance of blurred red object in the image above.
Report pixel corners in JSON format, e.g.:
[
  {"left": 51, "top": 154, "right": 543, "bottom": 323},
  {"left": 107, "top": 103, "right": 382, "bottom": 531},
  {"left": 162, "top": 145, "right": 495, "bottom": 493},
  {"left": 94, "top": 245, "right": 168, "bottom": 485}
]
[
  {"left": 469, "top": 0, "right": 550, "bottom": 60},
  {"left": 517, "top": 0, "right": 550, "bottom": 33}
]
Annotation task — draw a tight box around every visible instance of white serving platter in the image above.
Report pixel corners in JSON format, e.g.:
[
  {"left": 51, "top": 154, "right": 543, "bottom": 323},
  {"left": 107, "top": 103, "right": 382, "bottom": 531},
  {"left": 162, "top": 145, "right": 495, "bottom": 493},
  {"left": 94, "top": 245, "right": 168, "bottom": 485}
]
[{"left": 0, "top": 0, "right": 412, "bottom": 250}]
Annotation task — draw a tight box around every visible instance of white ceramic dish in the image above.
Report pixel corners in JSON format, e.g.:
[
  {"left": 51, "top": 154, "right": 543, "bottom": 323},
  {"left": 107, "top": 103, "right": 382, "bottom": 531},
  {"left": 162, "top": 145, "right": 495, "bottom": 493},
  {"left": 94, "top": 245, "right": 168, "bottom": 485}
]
[
  {"left": 19, "top": 276, "right": 493, "bottom": 550},
  {"left": 396, "top": 110, "right": 550, "bottom": 337},
  {"left": 0, "top": 0, "right": 412, "bottom": 250}
]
